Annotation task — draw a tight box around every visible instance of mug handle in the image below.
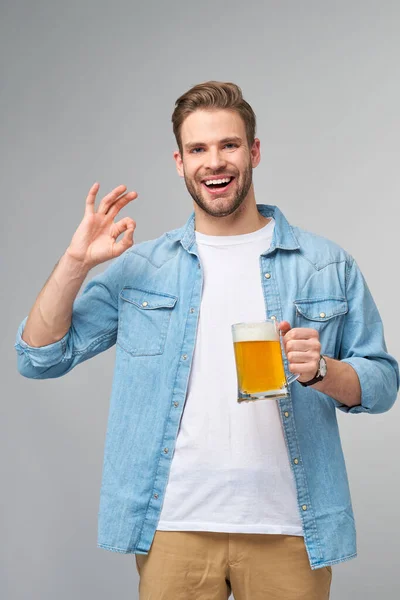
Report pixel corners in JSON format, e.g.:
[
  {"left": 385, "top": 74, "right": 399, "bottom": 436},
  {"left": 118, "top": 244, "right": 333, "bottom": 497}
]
[
  {"left": 287, "top": 372, "right": 300, "bottom": 385},
  {"left": 277, "top": 323, "right": 300, "bottom": 386}
]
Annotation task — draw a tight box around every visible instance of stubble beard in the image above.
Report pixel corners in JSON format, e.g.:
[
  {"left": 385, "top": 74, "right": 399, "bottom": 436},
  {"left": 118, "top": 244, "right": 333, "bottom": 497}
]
[{"left": 183, "top": 158, "right": 253, "bottom": 218}]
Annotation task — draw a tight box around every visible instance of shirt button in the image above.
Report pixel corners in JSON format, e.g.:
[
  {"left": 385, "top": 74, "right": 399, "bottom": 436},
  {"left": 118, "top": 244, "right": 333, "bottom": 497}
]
[
  {"left": 190, "top": 308, "right": 195, "bottom": 314},
  {"left": 284, "top": 411, "right": 289, "bottom": 418},
  {"left": 163, "top": 448, "right": 169, "bottom": 454},
  {"left": 182, "top": 354, "right": 187, "bottom": 360},
  {"left": 302, "top": 505, "right": 307, "bottom": 511},
  {"left": 142, "top": 301, "right": 148, "bottom": 307},
  {"left": 271, "top": 315, "right": 277, "bottom": 320},
  {"left": 264, "top": 273, "right": 271, "bottom": 279},
  {"left": 154, "top": 493, "right": 159, "bottom": 499},
  {"left": 293, "top": 458, "right": 299, "bottom": 465},
  {"left": 319, "top": 312, "right": 326, "bottom": 318},
  {"left": 173, "top": 401, "right": 179, "bottom": 407}
]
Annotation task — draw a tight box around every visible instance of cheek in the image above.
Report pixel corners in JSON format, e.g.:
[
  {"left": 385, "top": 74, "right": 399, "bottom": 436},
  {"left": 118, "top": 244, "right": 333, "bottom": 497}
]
[{"left": 183, "top": 167, "right": 197, "bottom": 183}]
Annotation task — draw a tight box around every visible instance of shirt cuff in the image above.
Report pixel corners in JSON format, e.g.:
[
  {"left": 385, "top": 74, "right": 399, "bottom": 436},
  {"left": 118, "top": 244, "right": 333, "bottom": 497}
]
[
  {"left": 331, "top": 357, "right": 380, "bottom": 414},
  {"left": 14, "top": 317, "right": 68, "bottom": 367}
]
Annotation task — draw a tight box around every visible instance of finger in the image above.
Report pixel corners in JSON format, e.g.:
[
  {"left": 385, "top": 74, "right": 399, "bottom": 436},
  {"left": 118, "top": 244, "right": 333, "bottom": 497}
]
[
  {"left": 107, "top": 190, "right": 138, "bottom": 219},
  {"left": 111, "top": 217, "right": 136, "bottom": 240},
  {"left": 112, "top": 222, "right": 135, "bottom": 257},
  {"left": 85, "top": 182, "right": 100, "bottom": 216},
  {"left": 286, "top": 350, "right": 320, "bottom": 364},
  {"left": 289, "top": 363, "right": 317, "bottom": 376},
  {"left": 97, "top": 185, "right": 128, "bottom": 214},
  {"left": 285, "top": 339, "right": 318, "bottom": 353},
  {"left": 278, "top": 321, "right": 291, "bottom": 335},
  {"left": 284, "top": 327, "right": 320, "bottom": 341}
]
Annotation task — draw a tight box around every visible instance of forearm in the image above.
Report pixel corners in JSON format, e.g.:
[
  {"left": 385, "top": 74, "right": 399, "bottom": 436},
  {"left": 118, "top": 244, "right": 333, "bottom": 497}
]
[
  {"left": 312, "top": 356, "right": 361, "bottom": 407},
  {"left": 22, "top": 252, "right": 90, "bottom": 347}
]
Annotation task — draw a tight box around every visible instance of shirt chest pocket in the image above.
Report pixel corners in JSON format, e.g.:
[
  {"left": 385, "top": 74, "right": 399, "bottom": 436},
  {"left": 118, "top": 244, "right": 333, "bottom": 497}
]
[
  {"left": 118, "top": 287, "right": 178, "bottom": 356},
  {"left": 293, "top": 297, "right": 348, "bottom": 355}
]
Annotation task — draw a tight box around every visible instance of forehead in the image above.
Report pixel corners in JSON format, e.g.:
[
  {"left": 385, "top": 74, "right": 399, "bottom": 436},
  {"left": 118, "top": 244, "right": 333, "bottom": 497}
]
[{"left": 180, "top": 109, "right": 246, "bottom": 145}]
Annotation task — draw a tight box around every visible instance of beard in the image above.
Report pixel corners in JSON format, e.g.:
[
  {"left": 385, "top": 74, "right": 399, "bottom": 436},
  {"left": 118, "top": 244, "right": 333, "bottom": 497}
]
[{"left": 183, "top": 158, "right": 253, "bottom": 218}]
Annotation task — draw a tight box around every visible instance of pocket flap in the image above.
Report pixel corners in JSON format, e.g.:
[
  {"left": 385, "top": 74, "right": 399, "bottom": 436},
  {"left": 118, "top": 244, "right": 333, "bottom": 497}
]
[
  {"left": 120, "top": 287, "right": 178, "bottom": 310},
  {"left": 293, "top": 297, "right": 348, "bottom": 321}
]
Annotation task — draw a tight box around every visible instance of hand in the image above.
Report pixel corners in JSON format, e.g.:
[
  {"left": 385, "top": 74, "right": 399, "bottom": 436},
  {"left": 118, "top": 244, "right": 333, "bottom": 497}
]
[
  {"left": 278, "top": 321, "right": 321, "bottom": 383},
  {"left": 65, "top": 183, "right": 138, "bottom": 269}
]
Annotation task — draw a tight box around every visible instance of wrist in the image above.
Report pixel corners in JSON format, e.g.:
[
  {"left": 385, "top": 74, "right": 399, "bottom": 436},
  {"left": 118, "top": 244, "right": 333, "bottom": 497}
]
[
  {"left": 62, "top": 250, "right": 92, "bottom": 278},
  {"left": 299, "top": 355, "right": 328, "bottom": 387}
]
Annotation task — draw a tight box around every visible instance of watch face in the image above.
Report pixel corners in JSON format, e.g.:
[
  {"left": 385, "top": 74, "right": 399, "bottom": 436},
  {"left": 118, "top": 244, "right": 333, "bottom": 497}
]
[{"left": 319, "top": 356, "right": 328, "bottom": 377}]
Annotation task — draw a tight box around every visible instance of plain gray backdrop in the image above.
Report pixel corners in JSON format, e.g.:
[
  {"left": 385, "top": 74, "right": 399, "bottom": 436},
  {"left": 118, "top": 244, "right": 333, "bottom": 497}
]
[{"left": 2, "top": 1, "right": 399, "bottom": 598}]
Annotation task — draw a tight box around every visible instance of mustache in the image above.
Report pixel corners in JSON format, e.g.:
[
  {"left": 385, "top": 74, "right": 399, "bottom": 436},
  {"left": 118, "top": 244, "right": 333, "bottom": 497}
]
[{"left": 197, "top": 173, "right": 237, "bottom": 182}]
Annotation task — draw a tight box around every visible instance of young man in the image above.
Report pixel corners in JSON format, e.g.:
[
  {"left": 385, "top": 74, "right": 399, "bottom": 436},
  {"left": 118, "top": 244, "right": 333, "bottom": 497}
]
[{"left": 15, "top": 81, "right": 399, "bottom": 600}]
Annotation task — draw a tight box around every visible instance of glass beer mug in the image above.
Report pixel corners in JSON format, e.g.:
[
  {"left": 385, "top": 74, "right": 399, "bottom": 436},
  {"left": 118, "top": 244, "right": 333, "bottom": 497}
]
[{"left": 232, "top": 319, "right": 299, "bottom": 402}]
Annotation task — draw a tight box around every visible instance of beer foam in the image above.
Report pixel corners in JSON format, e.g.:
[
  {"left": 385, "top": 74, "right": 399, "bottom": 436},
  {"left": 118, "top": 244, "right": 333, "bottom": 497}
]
[{"left": 232, "top": 321, "right": 279, "bottom": 342}]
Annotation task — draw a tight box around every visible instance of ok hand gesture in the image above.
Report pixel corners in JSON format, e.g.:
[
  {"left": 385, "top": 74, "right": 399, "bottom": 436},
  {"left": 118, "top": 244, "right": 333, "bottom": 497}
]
[{"left": 66, "top": 183, "right": 137, "bottom": 269}]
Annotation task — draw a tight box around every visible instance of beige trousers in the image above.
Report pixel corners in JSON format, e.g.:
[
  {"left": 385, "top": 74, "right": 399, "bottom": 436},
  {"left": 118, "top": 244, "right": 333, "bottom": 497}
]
[{"left": 135, "top": 531, "right": 332, "bottom": 599}]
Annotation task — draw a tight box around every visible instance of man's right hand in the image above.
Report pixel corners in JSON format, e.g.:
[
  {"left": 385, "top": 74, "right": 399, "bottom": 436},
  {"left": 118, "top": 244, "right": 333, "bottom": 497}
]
[{"left": 65, "top": 183, "right": 138, "bottom": 269}]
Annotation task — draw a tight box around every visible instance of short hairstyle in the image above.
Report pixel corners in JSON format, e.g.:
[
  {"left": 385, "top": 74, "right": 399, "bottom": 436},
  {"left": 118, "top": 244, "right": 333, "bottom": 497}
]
[{"left": 171, "top": 81, "right": 257, "bottom": 155}]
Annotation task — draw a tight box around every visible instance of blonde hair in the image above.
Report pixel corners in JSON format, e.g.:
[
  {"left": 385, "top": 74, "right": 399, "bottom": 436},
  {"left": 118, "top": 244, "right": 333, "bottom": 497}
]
[{"left": 172, "top": 81, "right": 257, "bottom": 155}]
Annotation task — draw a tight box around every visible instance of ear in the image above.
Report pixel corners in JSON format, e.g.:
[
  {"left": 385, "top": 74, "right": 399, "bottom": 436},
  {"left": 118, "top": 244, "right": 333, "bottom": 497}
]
[
  {"left": 173, "top": 150, "right": 184, "bottom": 178},
  {"left": 250, "top": 138, "right": 261, "bottom": 169}
]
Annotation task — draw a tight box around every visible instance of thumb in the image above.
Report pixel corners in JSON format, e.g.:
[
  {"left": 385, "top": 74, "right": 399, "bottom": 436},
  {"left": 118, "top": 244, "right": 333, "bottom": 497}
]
[{"left": 278, "top": 321, "right": 292, "bottom": 336}]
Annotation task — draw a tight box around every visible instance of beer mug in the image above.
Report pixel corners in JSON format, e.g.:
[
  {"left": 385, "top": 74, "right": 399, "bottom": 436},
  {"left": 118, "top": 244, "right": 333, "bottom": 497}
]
[{"left": 232, "top": 320, "right": 299, "bottom": 402}]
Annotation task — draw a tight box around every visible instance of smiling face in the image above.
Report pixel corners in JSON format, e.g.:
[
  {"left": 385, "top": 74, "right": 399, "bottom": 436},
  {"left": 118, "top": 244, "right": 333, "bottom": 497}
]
[{"left": 174, "top": 109, "right": 260, "bottom": 219}]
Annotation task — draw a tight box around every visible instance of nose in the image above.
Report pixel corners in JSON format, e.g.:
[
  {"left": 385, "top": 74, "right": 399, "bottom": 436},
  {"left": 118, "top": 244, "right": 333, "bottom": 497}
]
[{"left": 204, "top": 147, "right": 227, "bottom": 171}]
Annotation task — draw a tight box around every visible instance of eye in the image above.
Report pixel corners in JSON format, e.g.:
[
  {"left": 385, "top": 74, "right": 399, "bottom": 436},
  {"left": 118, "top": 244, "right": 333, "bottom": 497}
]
[
  {"left": 190, "top": 147, "right": 204, "bottom": 154},
  {"left": 224, "top": 143, "right": 238, "bottom": 150}
]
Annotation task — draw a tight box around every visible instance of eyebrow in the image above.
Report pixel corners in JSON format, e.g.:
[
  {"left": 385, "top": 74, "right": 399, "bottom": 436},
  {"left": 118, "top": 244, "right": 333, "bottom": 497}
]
[{"left": 184, "top": 136, "right": 243, "bottom": 151}]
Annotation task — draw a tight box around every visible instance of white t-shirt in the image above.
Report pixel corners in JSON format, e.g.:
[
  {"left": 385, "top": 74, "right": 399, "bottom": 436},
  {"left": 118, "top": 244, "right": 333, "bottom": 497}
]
[{"left": 157, "top": 218, "right": 303, "bottom": 535}]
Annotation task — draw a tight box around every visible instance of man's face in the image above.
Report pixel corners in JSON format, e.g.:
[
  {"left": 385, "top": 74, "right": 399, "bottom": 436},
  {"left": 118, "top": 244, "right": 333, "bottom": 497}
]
[{"left": 174, "top": 109, "right": 260, "bottom": 218}]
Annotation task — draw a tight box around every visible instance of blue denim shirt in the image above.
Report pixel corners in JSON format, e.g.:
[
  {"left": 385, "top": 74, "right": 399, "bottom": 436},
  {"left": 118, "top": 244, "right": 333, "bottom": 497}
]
[{"left": 15, "top": 204, "right": 399, "bottom": 570}]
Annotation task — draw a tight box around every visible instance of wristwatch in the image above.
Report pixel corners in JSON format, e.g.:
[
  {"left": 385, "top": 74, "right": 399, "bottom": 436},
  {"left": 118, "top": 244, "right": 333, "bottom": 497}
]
[{"left": 299, "top": 355, "right": 328, "bottom": 387}]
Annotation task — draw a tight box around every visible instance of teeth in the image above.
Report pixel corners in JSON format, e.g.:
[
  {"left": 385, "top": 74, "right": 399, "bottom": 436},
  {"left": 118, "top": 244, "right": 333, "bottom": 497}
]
[{"left": 204, "top": 177, "right": 232, "bottom": 186}]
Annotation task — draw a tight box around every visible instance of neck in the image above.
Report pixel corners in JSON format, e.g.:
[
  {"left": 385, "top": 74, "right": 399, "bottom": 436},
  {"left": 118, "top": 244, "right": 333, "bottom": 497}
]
[{"left": 194, "top": 188, "right": 270, "bottom": 236}]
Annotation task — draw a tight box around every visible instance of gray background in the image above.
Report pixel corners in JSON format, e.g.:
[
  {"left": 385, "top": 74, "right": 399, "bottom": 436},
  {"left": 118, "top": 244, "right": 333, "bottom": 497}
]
[{"left": 1, "top": 1, "right": 399, "bottom": 598}]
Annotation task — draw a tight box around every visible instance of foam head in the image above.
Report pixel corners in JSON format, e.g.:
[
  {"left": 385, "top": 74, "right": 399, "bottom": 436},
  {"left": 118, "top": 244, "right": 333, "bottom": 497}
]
[{"left": 232, "top": 321, "right": 279, "bottom": 343}]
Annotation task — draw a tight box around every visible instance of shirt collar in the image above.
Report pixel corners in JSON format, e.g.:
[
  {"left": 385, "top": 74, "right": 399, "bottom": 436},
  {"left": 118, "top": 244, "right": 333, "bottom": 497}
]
[{"left": 172, "top": 204, "right": 300, "bottom": 253}]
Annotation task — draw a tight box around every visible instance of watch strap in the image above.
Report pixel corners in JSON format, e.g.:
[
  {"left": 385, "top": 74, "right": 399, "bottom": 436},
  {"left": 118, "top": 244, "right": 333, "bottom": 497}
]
[
  {"left": 299, "top": 355, "right": 326, "bottom": 387},
  {"left": 299, "top": 372, "right": 324, "bottom": 387}
]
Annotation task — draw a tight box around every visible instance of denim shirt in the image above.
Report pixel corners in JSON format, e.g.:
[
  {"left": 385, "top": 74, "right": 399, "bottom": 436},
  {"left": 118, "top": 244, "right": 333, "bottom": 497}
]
[{"left": 15, "top": 204, "right": 399, "bottom": 570}]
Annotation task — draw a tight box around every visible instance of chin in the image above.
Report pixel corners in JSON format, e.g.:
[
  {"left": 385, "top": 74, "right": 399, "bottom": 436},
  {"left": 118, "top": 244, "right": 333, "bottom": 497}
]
[{"left": 202, "top": 199, "right": 241, "bottom": 218}]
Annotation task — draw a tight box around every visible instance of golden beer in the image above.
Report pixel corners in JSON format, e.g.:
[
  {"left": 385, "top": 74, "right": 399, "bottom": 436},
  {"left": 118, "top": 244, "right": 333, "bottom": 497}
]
[
  {"left": 232, "top": 320, "right": 296, "bottom": 401},
  {"left": 234, "top": 339, "right": 286, "bottom": 393}
]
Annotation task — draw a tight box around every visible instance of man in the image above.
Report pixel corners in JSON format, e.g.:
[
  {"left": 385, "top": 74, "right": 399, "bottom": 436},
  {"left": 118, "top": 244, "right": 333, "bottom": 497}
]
[{"left": 15, "top": 81, "right": 399, "bottom": 599}]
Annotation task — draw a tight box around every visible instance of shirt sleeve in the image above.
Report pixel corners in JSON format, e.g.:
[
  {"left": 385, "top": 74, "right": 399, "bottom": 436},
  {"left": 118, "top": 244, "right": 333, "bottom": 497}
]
[
  {"left": 14, "top": 252, "right": 128, "bottom": 379},
  {"left": 331, "top": 257, "right": 399, "bottom": 414}
]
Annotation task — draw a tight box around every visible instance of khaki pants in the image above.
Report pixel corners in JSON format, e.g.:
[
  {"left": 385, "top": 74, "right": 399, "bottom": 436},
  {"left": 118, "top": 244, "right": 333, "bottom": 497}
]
[{"left": 135, "top": 531, "right": 332, "bottom": 599}]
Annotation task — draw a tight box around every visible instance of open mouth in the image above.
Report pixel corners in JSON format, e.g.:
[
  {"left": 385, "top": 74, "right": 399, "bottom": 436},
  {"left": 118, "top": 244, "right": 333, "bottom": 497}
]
[{"left": 201, "top": 176, "right": 235, "bottom": 195}]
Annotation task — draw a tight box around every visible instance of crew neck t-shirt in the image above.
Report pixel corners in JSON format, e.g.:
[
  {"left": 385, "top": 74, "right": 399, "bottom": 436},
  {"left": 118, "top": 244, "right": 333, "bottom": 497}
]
[{"left": 157, "top": 218, "right": 303, "bottom": 536}]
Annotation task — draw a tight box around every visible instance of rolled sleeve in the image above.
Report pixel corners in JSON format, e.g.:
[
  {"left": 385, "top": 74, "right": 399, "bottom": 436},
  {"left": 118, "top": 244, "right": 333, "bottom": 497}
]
[
  {"left": 14, "top": 251, "right": 128, "bottom": 379},
  {"left": 334, "top": 258, "right": 399, "bottom": 414},
  {"left": 332, "top": 355, "right": 399, "bottom": 414},
  {"left": 15, "top": 316, "right": 69, "bottom": 368}
]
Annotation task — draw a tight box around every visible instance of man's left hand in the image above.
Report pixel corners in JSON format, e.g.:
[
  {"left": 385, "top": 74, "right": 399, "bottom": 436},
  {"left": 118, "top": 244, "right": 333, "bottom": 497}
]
[{"left": 278, "top": 321, "right": 321, "bottom": 384}]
